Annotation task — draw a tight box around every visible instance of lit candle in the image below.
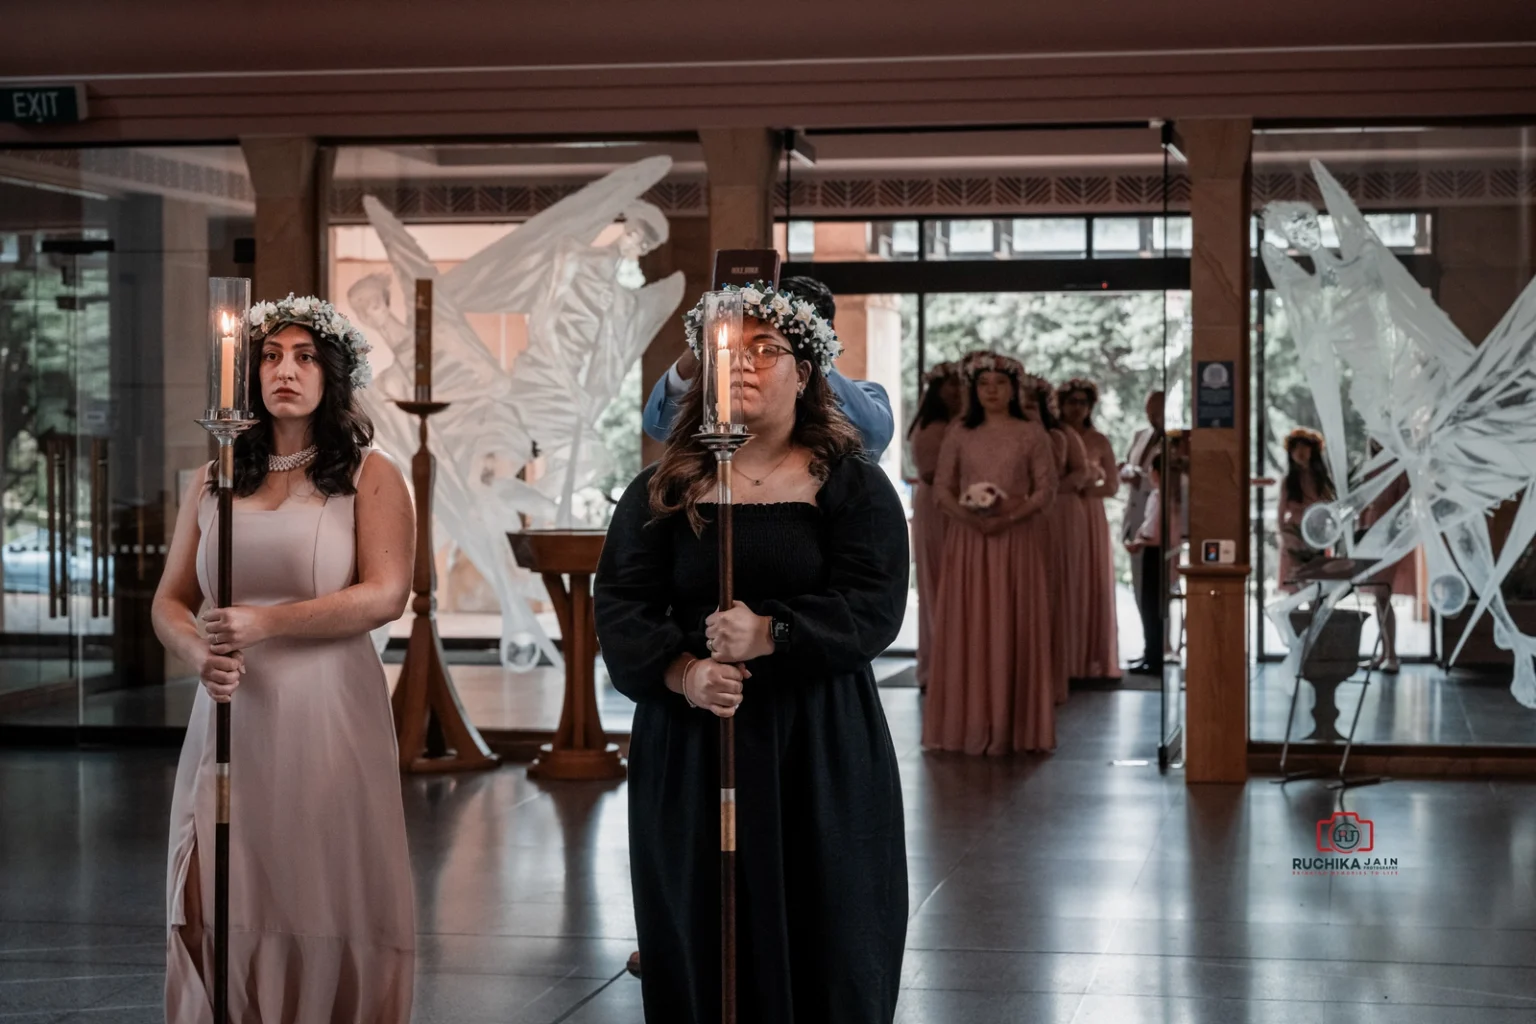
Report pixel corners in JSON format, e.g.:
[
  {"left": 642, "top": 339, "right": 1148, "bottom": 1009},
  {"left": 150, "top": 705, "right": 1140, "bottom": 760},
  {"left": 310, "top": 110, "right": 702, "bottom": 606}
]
[
  {"left": 715, "top": 322, "right": 732, "bottom": 425},
  {"left": 218, "top": 311, "right": 236, "bottom": 410}
]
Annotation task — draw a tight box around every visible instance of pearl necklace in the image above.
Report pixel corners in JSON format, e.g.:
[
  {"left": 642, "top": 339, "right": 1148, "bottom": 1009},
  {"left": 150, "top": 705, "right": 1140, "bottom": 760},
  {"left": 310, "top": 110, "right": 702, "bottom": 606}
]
[{"left": 267, "top": 445, "right": 318, "bottom": 473}]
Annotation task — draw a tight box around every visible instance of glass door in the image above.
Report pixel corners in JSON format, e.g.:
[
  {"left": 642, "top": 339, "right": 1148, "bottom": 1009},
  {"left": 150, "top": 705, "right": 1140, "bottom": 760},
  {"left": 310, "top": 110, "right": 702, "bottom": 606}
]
[{"left": 0, "top": 231, "right": 109, "bottom": 726}]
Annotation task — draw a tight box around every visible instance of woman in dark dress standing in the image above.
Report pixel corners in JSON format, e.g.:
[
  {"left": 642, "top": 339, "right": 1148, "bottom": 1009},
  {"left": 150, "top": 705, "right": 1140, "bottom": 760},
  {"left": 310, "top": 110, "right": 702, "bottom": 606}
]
[{"left": 595, "top": 281, "right": 910, "bottom": 1024}]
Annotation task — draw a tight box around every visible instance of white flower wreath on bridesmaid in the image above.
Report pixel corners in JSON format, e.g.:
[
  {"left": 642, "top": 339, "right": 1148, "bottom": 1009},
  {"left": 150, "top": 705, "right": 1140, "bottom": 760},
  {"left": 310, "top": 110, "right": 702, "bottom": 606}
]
[
  {"left": 682, "top": 280, "right": 842, "bottom": 376},
  {"left": 247, "top": 294, "right": 374, "bottom": 391},
  {"left": 961, "top": 351, "right": 1024, "bottom": 383}
]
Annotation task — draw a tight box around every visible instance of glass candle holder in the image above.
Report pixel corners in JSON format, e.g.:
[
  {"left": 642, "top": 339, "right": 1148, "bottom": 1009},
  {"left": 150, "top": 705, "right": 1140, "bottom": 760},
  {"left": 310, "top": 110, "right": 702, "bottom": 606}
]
[
  {"left": 205, "top": 277, "right": 252, "bottom": 419},
  {"left": 700, "top": 290, "right": 744, "bottom": 433}
]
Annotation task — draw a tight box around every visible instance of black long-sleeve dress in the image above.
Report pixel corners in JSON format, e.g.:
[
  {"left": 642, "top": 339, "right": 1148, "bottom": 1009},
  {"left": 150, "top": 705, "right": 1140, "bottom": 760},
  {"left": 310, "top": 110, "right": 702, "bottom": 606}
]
[{"left": 595, "top": 454, "right": 910, "bottom": 1024}]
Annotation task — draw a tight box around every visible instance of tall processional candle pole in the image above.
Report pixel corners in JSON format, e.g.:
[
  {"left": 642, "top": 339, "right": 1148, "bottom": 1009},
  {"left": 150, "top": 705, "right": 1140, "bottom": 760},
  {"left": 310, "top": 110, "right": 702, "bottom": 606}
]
[
  {"left": 195, "top": 277, "right": 257, "bottom": 1024},
  {"left": 695, "top": 289, "right": 747, "bottom": 1024}
]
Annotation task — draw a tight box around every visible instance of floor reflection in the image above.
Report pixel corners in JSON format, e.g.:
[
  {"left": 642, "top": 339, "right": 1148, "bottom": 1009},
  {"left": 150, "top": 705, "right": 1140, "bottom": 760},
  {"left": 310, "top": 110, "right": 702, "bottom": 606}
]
[{"left": 5, "top": 688, "right": 1536, "bottom": 1022}]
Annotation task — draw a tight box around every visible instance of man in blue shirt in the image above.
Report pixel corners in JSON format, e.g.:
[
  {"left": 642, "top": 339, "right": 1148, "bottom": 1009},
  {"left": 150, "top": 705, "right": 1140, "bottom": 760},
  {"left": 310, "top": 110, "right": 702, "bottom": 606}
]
[{"left": 641, "top": 276, "right": 895, "bottom": 460}]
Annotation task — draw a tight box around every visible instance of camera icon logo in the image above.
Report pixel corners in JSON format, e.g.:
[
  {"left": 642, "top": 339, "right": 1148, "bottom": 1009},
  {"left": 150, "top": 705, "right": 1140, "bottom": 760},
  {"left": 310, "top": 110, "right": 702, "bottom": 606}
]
[{"left": 1316, "top": 811, "right": 1374, "bottom": 854}]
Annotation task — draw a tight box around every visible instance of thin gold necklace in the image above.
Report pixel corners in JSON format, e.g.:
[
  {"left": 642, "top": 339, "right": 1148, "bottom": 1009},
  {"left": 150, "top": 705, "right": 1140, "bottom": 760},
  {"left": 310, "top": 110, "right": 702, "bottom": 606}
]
[{"left": 744, "top": 445, "right": 795, "bottom": 487}]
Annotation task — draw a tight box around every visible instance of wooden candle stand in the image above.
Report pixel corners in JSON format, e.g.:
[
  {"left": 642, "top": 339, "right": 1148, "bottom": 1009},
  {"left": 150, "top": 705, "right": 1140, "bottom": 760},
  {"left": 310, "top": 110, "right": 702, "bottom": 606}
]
[
  {"left": 390, "top": 399, "right": 499, "bottom": 774},
  {"left": 508, "top": 529, "right": 626, "bottom": 781}
]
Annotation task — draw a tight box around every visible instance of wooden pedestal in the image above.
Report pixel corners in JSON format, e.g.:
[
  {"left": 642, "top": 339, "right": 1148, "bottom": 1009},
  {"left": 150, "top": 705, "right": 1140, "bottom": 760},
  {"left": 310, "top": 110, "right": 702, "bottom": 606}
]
[
  {"left": 390, "top": 400, "right": 499, "bottom": 774},
  {"left": 508, "top": 529, "right": 626, "bottom": 781}
]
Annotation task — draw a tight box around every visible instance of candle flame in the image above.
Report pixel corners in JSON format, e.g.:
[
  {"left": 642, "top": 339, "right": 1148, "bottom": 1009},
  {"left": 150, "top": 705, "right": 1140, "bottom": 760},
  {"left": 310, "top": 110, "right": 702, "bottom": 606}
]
[
  {"left": 219, "top": 310, "right": 236, "bottom": 336},
  {"left": 716, "top": 323, "right": 730, "bottom": 350}
]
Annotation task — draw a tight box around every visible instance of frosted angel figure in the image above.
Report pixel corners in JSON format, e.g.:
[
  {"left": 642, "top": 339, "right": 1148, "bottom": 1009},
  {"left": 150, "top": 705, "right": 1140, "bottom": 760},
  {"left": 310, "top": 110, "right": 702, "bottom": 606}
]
[
  {"left": 1261, "top": 160, "right": 1536, "bottom": 708},
  {"left": 354, "top": 155, "right": 683, "bottom": 669}
]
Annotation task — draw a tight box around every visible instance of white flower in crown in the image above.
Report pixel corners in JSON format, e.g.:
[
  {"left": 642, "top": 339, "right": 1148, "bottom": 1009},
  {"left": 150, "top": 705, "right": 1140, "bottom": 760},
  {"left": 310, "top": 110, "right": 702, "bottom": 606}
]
[
  {"left": 290, "top": 295, "right": 313, "bottom": 316},
  {"left": 769, "top": 293, "right": 792, "bottom": 316},
  {"left": 792, "top": 301, "right": 816, "bottom": 325},
  {"left": 741, "top": 286, "right": 764, "bottom": 305}
]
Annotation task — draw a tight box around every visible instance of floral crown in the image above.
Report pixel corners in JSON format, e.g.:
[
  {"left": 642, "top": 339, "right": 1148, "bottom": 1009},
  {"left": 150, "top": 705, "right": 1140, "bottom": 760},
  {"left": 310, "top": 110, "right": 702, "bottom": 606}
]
[
  {"left": 1057, "top": 377, "right": 1099, "bottom": 406},
  {"left": 1285, "top": 426, "right": 1325, "bottom": 452},
  {"left": 247, "top": 294, "right": 373, "bottom": 391},
  {"left": 961, "top": 351, "right": 1024, "bottom": 383},
  {"left": 682, "top": 280, "right": 841, "bottom": 376}
]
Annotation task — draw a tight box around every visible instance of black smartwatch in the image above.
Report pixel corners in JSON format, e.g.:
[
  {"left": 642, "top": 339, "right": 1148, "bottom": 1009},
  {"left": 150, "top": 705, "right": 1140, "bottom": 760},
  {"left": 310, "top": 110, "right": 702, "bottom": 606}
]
[{"left": 770, "top": 616, "right": 792, "bottom": 646}]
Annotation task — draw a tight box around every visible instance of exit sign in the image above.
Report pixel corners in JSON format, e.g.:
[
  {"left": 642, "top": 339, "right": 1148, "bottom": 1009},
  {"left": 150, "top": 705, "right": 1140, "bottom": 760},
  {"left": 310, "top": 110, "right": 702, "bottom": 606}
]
[{"left": 2, "top": 85, "right": 88, "bottom": 125}]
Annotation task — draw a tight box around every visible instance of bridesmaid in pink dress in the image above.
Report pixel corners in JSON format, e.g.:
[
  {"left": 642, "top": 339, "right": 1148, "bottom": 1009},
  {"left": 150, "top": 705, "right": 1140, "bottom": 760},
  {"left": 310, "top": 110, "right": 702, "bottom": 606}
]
[
  {"left": 1027, "top": 377, "right": 1091, "bottom": 704},
  {"left": 1278, "top": 428, "right": 1336, "bottom": 593},
  {"left": 907, "top": 362, "right": 962, "bottom": 691},
  {"left": 153, "top": 309, "right": 416, "bottom": 1023},
  {"left": 924, "top": 354, "right": 1059, "bottom": 755},
  {"left": 1058, "top": 379, "right": 1122, "bottom": 680}
]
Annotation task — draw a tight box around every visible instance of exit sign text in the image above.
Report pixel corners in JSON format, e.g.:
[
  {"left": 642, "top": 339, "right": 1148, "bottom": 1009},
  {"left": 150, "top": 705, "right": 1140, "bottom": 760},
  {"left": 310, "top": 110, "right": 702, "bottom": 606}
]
[{"left": 2, "top": 86, "right": 88, "bottom": 125}]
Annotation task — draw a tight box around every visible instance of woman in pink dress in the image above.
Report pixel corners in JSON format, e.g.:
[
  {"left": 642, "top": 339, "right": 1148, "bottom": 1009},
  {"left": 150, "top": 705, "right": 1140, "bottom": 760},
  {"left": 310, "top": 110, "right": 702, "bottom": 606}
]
[
  {"left": 153, "top": 297, "right": 416, "bottom": 1023},
  {"left": 1057, "top": 379, "right": 1122, "bottom": 679},
  {"left": 1278, "top": 427, "right": 1336, "bottom": 593},
  {"left": 1027, "top": 377, "right": 1091, "bottom": 704},
  {"left": 907, "top": 361, "right": 961, "bottom": 691},
  {"left": 923, "top": 353, "right": 1059, "bottom": 755}
]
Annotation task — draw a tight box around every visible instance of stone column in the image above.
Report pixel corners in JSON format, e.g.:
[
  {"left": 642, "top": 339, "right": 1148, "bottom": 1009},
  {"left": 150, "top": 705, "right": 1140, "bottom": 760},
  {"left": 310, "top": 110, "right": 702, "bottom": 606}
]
[
  {"left": 700, "top": 127, "right": 781, "bottom": 254},
  {"left": 240, "top": 136, "right": 322, "bottom": 301},
  {"left": 1175, "top": 117, "right": 1253, "bottom": 785}
]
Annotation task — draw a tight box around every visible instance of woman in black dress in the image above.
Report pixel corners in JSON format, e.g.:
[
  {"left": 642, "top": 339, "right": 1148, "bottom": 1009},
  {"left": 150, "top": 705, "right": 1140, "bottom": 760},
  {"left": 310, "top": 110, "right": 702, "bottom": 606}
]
[{"left": 595, "top": 281, "right": 910, "bottom": 1024}]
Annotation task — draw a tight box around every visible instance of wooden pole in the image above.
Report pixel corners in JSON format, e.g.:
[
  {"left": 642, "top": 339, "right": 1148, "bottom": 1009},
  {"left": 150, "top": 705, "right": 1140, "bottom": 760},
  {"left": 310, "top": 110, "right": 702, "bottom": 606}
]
[
  {"left": 213, "top": 438, "right": 234, "bottom": 1024},
  {"left": 715, "top": 450, "right": 738, "bottom": 1024}
]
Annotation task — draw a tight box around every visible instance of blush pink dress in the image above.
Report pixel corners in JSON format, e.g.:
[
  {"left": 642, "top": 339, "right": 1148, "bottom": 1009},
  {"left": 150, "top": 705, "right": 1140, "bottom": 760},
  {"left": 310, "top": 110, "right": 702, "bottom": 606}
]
[
  {"left": 908, "top": 419, "right": 952, "bottom": 689},
  {"left": 165, "top": 452, "right": 415, "bottom": 1024},
  {"left": 923, "top": 417, "right": 1059, "bottom": 755},
  {"left": 1046, "top": 428, "right": 1093, "bottom": 703},
  {"left": 1074, "top": 428, "right": 1122, "bottom": 679}
]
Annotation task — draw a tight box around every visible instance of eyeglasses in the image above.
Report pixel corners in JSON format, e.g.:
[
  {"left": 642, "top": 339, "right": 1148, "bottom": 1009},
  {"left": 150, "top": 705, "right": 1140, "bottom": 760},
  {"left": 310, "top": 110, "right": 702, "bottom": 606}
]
[{"left": 738, "top": 342, "right": 794, "bottom": 370}]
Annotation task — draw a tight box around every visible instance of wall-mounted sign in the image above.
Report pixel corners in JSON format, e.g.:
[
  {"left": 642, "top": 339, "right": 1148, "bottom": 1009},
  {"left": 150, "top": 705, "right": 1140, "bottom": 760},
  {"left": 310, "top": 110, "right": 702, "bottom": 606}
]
[
  {"left": 2, "top": 85, "right": 88, "bottom": 125},
  {"left": 1195, "top": 359, "right": 1235, "bottom": 428}
]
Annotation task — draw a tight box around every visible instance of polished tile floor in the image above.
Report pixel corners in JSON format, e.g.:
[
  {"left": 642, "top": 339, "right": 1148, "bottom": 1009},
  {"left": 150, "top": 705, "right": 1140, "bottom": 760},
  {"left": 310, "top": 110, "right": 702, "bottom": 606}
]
[{"left": 6, "top": 685, "right": 1536, "bottom": 1022}]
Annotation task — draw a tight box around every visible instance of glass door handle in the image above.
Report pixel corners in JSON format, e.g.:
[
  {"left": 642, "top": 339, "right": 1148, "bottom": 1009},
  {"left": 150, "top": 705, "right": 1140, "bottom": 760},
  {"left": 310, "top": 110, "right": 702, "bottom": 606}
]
[
  {"left": 91, "top": 438, "right": 108, "bottom": 619},
  {"left": 45, "top": 437, "right": 72, "bottom": 620},
  {"left": 46, "top": 439, "right": 58, "bottom": 619}
]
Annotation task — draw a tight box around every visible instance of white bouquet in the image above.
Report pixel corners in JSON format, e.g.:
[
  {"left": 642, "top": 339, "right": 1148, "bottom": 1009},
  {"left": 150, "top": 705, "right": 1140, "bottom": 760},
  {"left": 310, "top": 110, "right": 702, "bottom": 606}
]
[{"left": 959, "top": 482, "right": 1007, "bottom": 513}]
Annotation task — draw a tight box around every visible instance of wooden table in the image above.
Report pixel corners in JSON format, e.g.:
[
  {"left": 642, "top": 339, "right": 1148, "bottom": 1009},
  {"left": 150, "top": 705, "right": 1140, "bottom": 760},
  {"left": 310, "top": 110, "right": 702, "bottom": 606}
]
[{"left": 508, "top": 529, "right": 626, "bottom": 781}]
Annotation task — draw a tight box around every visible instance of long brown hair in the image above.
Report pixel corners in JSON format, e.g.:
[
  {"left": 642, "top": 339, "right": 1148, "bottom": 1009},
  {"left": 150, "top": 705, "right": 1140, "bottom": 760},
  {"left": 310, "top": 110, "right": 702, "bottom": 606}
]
[
  {"left": 217, "top": 324, "right": 374, "bottom": 498},
  {"left": 648, "top": 365, "right": 861, "bottom": 533}
]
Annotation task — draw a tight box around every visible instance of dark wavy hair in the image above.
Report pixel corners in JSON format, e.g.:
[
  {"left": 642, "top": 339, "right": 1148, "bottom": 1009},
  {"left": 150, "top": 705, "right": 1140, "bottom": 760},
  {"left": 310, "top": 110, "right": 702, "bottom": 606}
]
[
  {"left": 907, "top": 371, "right": 957, "bottom": 437},
  {"left": 648, "top": 361, "right": 860, "bottom": 534},
  {"left": 219, "top": 323, "right": 375, "bottom": 498},
  {"left": 961, "top": 369, "right": 1025, "bottom": 429},
  {"left": 1028, "top": 381, "right": 1062, "bottom": 431},
  {"left": 1283, "top": 428, "right": 1336, "bottom": 506}
]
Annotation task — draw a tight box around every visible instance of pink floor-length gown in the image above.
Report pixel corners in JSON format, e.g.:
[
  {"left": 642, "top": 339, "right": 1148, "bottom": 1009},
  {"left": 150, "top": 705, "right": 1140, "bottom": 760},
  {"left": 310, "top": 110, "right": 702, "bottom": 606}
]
[
  {"left": 923, "top": 417, "right": 1059, "bottom": 755},
  {"left": 165, "top": 453, "right": 415, "bottom": 1023},
  {"left": 1074, "top": 427, "right": 1122, "bottom": 679},
  {"left": 909, "top": 419, "right": 952, "bottom": 689},
  {"left": 1047, "top": 428, "right": 1093, "bottom": 702}
]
